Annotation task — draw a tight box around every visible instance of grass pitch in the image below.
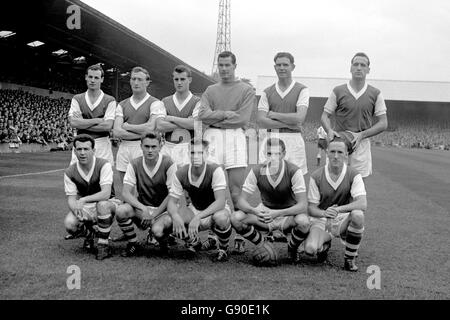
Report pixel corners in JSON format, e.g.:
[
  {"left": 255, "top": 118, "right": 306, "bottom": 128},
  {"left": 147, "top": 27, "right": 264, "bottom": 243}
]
[{"left": 0, "top": 144, "right": 449, "bottom": 299}]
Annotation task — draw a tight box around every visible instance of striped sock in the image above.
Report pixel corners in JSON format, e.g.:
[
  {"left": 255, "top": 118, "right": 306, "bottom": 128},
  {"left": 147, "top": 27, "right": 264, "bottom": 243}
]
[
  {"left": 288, "top": 227, "right": 309, "bottom": 252},
  {"left": 240, "top": 225, "right": 263, "bottom": 246},
  {"left": 97, "top": 214, "right": 113, "bottom": 245},
  {"left": 118, "top": 219, "right": 137, "bottom": 243},
  {"left": 344, "top": 226, "right": 364, "bottom": 260},
  {"left": 214, "top": 225, "right": 232, "bottom": 250}
]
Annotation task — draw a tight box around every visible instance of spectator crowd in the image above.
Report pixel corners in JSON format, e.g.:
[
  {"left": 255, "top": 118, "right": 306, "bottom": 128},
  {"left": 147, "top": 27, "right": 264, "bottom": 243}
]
[{"left": 0, "top": 89, "right": 74, "bottom": 147}]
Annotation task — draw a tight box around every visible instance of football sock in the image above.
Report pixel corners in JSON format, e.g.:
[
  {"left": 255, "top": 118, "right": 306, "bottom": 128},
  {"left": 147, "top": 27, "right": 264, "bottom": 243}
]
[
  {"left": 97, "top": 213, "right": 113, "bottom": 245},
  {"left": 214, "top": 225, "right": 232, "bottom": 250},
  {"left": 344, "top": 226, "right": 364, "bottom": 260},
  {"left": 288, "top": 227, "right": 309, "bottom": 251},
  {"left": 240, "top": 225, "right": 263, "bottom": 246},
  {"left": 118, "top": 218, "right": 137, "bottom": 243}
]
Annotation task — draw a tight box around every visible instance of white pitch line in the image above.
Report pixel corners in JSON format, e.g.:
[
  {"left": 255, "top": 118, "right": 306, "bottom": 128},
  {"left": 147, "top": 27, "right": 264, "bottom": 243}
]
[{"left": 0, "top": 168, "right": 64, "bottom": 179}]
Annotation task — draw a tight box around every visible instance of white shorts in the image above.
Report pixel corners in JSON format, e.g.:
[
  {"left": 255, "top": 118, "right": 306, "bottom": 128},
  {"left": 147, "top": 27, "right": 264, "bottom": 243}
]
[
  {"left": 259, "top": 132, "right": 308, "bottom": 175},
  {"left": 160, "top": 141, "right": 190, "bottom": 167},
  {"left": 350, "top": 138, "right": 372, "bottom": 178},
  {"left": 189, "top": 203, "right": 231, "bottom": 230},
  {"left": 203, "top": 128, "right": 247, "bottom": 170},
  {"left": 70, "top": 137, "right": 114, "bottom": 166},
  {"left": 310, "top": 212, "right": 350, "bottom": 238},
  {"left": 116, "top": 140, "right": 142, "bottom": 172},
  {"left": 76, "top": 198, "right": 122, "bottom": 222}
]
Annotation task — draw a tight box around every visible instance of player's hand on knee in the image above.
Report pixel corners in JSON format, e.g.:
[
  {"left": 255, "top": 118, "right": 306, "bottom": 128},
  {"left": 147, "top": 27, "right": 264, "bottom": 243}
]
[
  {"left": 172, "top": 214, "right": 187, "bottom": 239},
  {"left": 141, "top": 209, "right": 152, "bottom": 229},
  {"left": 188, "top": 216, "right": 200, "bottom": 239}
]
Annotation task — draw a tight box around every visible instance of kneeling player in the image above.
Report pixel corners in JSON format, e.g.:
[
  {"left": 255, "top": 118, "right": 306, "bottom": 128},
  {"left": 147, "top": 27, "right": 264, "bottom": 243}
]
[
  {"left": 305, "top": 137, "right": 367, "bottom": 271},
  {"left": 231, "top": 138, "right": 309, "bottom": 264},
  {"left": 166, "top": 139, "right": 232, "bottom": 262},
  {"left": 64, "top": 134, "right": 119, "bottom": 260},
  {"left": 115, "top": 132, "right": 177, "bottom": 257}
]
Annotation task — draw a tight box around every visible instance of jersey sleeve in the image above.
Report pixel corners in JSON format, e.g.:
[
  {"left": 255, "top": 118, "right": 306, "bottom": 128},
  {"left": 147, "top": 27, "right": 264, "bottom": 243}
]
[
  {"left": 323, "top": 91, "right": 337, "bottom": 114},
  {"left": 169, "top": 173, "right": 184, "bottom": 199},
  {"left": 123, "top": 163, "right": 136, "bottom": 187},
  {"left": 191, "top": 101, "right": 201, "bottom": 118},
  {"left": 68, "top": 98, "right": 81, "bottom": 117},
  {"left": 104, "top": 100, "right": 116, "bottom": 121},
  {"left": 211, "top": 167, "right": 227, "bottom": 192},
  {"left": 242, "top": 170, "right": 258, "bottom": 194},
  {"left": 374, "top": 92, "right": 387, "bottom": 116},
  {"left": 257, "top": 91, "right": 269, "bottom": 112},
  {"left": 291, "top": 169, "right": 306, "bottom": 194},
  {"left": 64, "top": 173, "right": 78, "bottom": 196},
  {"left": 99, "top": 162, "right": 113, "bottom": 186},
  {"left": 115, "top": 103, "right": 124, "bottom": 118},
  {"left": 296, "top": 87, "right": 310, "bottom": 108},
  {"left": 307, "top": 177, "right": 321, "bottom": 204},
  {"left": 150, "top": 101, "right": 166, "bottom": 119},
  {"left": 351, "top": 174, "right": 367, "bottom": 198},
  {"left": 166, "top": 163, "right": 178, "bottom": 189}
]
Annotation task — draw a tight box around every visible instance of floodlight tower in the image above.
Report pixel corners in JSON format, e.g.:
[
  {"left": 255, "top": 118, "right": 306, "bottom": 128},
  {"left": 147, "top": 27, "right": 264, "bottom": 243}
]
[{"left": 211, "top": 0, "right": 231, "bottom": 78}]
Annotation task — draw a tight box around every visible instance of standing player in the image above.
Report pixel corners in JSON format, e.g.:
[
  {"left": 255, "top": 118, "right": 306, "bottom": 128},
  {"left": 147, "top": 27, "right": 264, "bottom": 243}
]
[
  {"left": 257, "top": 52, "right": 309, "bottom": 175},
  {"left": 231, "top": 138, "right": 310, "bottom": 264},
  {"left": 166, "top": 139, "right": 232, "bottom": 261},
  {"left": 68, "top": 64, "right": 116, "bottom": 165},
  {"left": 63, "top": 134, "right": 119, "bottom": 260},
  {"left": 321, "top": 52, "right": 388, "bottom": 178},
  {"left": 316, "top": 126, "right": 328, "bottom": 166},
  {"left": 115, "top": 133, "right": 177, "bottom": 257},
  {"left": 113, "top": 67, "right": 166, "bottom": 183},
  {"left": 304, "top": 137, "right": 367, "bottom": 271},
  {"left": 157, "top": 65, "right": 201, "bottom": 166},
  {"left": 198, "top": 51, "right": 256, "bottom": 253}
]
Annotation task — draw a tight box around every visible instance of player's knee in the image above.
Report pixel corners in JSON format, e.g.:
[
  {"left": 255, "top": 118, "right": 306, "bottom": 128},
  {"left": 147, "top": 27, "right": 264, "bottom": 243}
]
[
  {"left": 294, "top": 214, "right": 310, "bottom": 232},
  {"left": 350, "top": 210, "right": 364, "bottom": 227},
  {"left": 213, "top": 210, "right": 230, "bottom": 229},
  {"left": 151, "top": 223, "right": 165, "bottom": 239},
  {"left": 64, "top": 213, "right": 80, "bottom": 233},
  {"left": 115, "top": 205, "right": 130, "bottom": 222},
  {"left": 231, "top": 210, "right": 246, "bottom": 231},
  {"left": 96, "top": 201, "right": 112, "bottom": 216}
]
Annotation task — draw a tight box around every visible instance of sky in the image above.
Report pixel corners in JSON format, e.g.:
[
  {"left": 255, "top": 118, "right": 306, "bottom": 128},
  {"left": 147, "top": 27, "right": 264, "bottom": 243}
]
[{"left": 82, "top": 0, "right": 450, "bottom": 86}]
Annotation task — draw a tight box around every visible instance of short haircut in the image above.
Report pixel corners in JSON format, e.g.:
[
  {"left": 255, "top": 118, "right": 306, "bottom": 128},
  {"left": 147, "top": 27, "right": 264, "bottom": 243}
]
[
  {"left": 141, "top": 132, "right": 162, "bottom": 144},
  {"left": 266, "top": 137, "right": 286, "bottom": 153},
  {"left": 329, "top": 136, "right": 352, "bottom": 154},
  {"left": 173, "top": 65, "right": 192, "bottom": 77},
  {"left": 86, "top": 64, "right": 104, "bottom": 77},
  {"left": 351, "top": 52, "right": 370, "bottom": 66},
  {"left": 190, "top": 138, "right": 209, "bottom": 149},
  {"left": 73, "top": 134, "right": 95, "bottom": 149},
  {"left": 131, "top": 66, "right": 151, "bottom": 80},
  {"left": 218, "top": 51, "right": 236, "bottom": 64},
  {"left": 274, "top": 52, "right": 295, "bottom": 64}
]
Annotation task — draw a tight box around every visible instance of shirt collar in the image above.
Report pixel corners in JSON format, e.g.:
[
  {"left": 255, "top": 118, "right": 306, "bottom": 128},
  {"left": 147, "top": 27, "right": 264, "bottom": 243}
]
[
  {"left": 76, "top": 156, "right": 96, "bottom": 182},
  {"left": 172, "top": 92, "right": 193, "bottom": 111},
  {"left": 325, "top": 163, "right": 347, "bottom": 190},
  {"left": 275, "top": 81, "right": 296, "bottom": 99},
  {"left": 347, "top": 82, "right": 368, "bottom": 100},
  {"left": 84, "top": 90, "right": 104, "bottom": 111},
  {"left": 142, "top": 153, "right": 162, "bottom": 179},
  {"left": 188, "top": 162, "right": 207, "bottom": 187}
]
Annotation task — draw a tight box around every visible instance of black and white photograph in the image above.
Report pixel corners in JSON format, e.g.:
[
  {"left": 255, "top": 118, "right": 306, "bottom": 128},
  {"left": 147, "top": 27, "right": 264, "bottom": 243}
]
[{"left": 0, "top": 0, "right": 449, "bottom": 306}]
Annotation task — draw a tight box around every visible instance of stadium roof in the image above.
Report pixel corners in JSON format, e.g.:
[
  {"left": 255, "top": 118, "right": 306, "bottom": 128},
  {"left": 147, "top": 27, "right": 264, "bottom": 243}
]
[
  {"left": 257, "top": 76, "right": 450, "bottom": 103},
  {"left": 1, "top": 0, "right": 215, "bottom": 98}
]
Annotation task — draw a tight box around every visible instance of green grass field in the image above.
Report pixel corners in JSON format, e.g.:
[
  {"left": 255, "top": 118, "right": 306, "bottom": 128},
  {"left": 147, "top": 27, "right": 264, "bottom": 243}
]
[{"left": 0, "top": 144, "right": 449, "bottom": 299}]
